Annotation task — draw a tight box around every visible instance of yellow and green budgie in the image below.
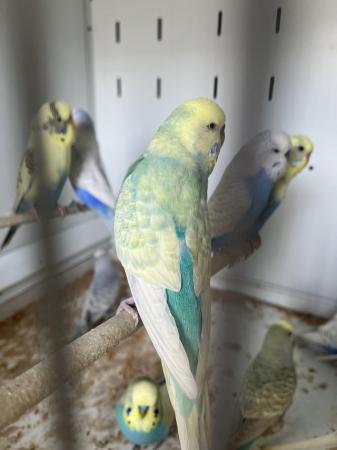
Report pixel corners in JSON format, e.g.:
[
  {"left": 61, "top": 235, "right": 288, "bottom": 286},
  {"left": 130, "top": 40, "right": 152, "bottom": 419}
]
[
  {"left": 232, "top": 321, "right": 297, "bottom": 450},
  {"left": 1, "top": 101, "right": 75, "bottom": 249},
  {"left": 115, "top": 378, "right": 174, "bottom": 446},
  {"left": 115, "top": 98, "right": 226, "bottom": 450}
]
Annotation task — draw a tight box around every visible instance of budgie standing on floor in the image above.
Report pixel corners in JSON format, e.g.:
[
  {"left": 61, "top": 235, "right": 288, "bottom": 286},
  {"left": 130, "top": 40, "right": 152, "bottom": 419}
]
[
  {"left": 74, "top": 248, "right": 121, "bottom": 338},
  {"left": 1, "top": 101, "right": 75, "bottom": 250},
  {"left": 254, "top": 134, "right": 314, "bottom": 232},
  {"left": 70, "top": 108, "right": 115, "bottom": 224},
  {"left": 208, "top": 130, "right": 291, "bottom": 274},
  {"left": 115, "top": 98, "right": 226, "bottom": 450},
  {"left": 232, "top": 321, "right": 297, "bottom": 450},
  {"left": 300, "top": 310, "right": 337, "bottom": 356},
  {"left": 116, "top": 378, "right": 174, "bottom": 447}
]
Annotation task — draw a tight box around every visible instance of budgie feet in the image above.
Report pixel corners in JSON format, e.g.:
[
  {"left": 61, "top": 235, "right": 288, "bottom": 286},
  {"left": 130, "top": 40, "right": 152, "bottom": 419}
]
[
  {"left": 117, "top": 297, "right": 139, "bottom": 326},
  {"left": 56, "top": 204, "right": 67, "bottom": 217},
  {"left": 249, "top": 234, "right": 261, "bottom": 253}
]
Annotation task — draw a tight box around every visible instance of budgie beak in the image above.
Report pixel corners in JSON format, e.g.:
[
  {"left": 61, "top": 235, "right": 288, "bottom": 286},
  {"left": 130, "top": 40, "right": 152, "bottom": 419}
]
[{"left": 138, "top": 405, "right": 149, "bottom": 418}]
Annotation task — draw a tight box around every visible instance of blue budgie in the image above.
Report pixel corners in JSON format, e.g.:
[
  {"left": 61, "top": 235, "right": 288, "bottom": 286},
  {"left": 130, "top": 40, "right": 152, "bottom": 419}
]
[
  {"left": 231, "top": 321, "right": 297, "bottom": 450},
  {"left": 74, "top": 248, "right": 121, "bottom": 338},
  {"left": 208, "top": 130, "right": 291, "bottom": 274},
  {"left": 116, "top": 378, "right": 174, "bottom": 446},
  {"left": 300, "top": 311, "right": 337, "bottom": 356},
  {"left": 1, "top": 101, "right": 75, "bottom": 250},
  {"left": 70, "top": 108, "right": 115, "bottom": 222},
  {"left": 115, "top": 98, "right": 226, "bottom": 450}
]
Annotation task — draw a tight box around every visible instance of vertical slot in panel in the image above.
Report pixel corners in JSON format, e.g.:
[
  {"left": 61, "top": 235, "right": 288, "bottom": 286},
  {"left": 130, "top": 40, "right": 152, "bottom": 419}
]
[
  {"left": 213, "top": 76, "right": 218, "bottom": 99},
  {"left": 275, "top": 8, "right": 282, "bottom": 34},
  {"left": 217, "top": 11, "right": 223, "bottom": 36},
  {"left": 115, "top": 21, "right": 121, "bottom": 43},
  {"left": 268, "top": 76, "right": 275, "bottom": 101},
  {"left": 157, "top": 17, "right": 162, "bottom": 41},
  {"left": 117, "top": 78, "right": 122, "bottom": 97},
  {"left": 156, "top": 77, "right": 161, "bottom": 98}
]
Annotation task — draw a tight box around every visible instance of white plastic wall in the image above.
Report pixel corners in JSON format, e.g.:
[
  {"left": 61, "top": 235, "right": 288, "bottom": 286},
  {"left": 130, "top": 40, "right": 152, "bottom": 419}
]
[
  {"left": 91, "top": 0, "right": 337, "bottom": 316},
  {"left": 0, "top": 0, "right": 110, "bottom": 302}
]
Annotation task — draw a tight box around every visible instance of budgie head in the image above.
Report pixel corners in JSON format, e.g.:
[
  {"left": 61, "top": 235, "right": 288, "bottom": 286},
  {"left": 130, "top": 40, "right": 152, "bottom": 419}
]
[
  {"left": 122, "top": 379, "right": 163, "bottom": 433},
  {"left": 241, "top": 130, "right": 291, "bottom": 181},
  {"left": 149, "top": 97, "right": 226, "bottom": 174},
  {"left": 36, "top": 101, "right": 75, "bottom": 147},
  {"left": 260, "top": 321, "right": 294, "bottom": 363},
  {"left": 287, "top": 135, "right": 314, "bottom": 179}
]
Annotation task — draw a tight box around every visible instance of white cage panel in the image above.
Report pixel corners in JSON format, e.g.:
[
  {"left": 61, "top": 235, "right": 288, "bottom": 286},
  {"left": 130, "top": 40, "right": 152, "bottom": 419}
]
[{"left": 92, "top": 0, "right": 337, "bottom": 315}]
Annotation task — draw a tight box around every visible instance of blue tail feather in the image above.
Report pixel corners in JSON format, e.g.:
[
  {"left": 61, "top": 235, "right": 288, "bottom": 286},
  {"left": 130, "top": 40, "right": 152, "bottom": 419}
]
[{"left": 74, "top": 187, "right": 114, "bottom": 220}]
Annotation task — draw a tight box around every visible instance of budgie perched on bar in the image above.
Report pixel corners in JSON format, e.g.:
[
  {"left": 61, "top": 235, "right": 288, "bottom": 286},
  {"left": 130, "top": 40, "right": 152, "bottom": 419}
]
[
  {"left": 1, "top": 101, "right": 75, "bottom": 250},
  {"left": 70, "top": 108, "right": 115, "bottom": 223},
  {"left": 209, "top": 130, "right": 291, "bottom": 274},
  {"left": 116, "top": 378, "right": 174, "bottom": 446},
  {"left": 231, "top": 321, "right": 297, "bottom": 450},
  {"left": 253, "top": 134, "right": 314, "bottom": 233},
  {"left": 73, "top": 248, "right": 121, "bottom": 338},
  {"left": 115, "top": 98, "right": 226, "bottom": 450}
]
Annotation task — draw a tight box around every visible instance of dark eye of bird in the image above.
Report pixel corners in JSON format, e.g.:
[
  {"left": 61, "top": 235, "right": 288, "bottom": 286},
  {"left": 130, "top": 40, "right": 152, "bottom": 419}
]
[
  {"left": 57, "top": 116, "right": 62, "bottom": 122},
  {"left": 154, "top": 408, "right": 159, "bottom": 416},
  {"left": 273, "top": 148, "right": 280, "bottom": 153},
  {"left": 207, "top": 122, "right": 216, "bottom": 130},
  {"left": 298, "top": 145, "right": 304, "bottom": 151},
  {"left": 126, "top": 407, "right": 132, "bottom": 415}
]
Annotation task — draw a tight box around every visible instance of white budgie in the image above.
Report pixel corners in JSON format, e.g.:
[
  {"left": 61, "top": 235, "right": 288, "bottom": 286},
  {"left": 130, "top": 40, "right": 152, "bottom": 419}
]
[
  {"left": 70, "top": 108, "right": 115, "bottom": 223},
  {"left": 74, "top": 249, "right": 121, "bottom": 338},
  {"left": 1, "top": 101, "right": 75, "bottom": 250},
  {"left": 209, "top": 130, "right": 291, "bottom": 274}
]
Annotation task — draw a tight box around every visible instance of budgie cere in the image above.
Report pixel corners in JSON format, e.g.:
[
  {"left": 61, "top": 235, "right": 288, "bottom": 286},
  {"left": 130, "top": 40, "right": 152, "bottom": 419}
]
[
  {"left": 116, "top": 378, "right": 174, "bottom": 446},
  {"left": 115, "top": 97, "right": 226, "bottom": 450},
  {"left": 70, "top": 108, "right": 115, "bottom": 222},
  {"left": 209, "top": 130, "right": 291, "bottom": 274},
  {"left": 74, "top": 248, "right": 121, "bottom": 338},
  {"left": 1, "top": 101, "right": 75, "bottom": 250},
  {"left": 232, "top": 321, "right": 297, "bottom": 450}
]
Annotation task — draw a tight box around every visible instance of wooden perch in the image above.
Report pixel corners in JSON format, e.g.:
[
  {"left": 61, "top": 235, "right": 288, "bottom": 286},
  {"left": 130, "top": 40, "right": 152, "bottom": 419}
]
[
  {"left": 0, "top": 310, "right": 139, "bottom": 431},
  {"left": 0, "top": 202, "right": 90, "bottom": 229},
  {"left": 262, "top": 431, "right": 337, "bottom": 450}
]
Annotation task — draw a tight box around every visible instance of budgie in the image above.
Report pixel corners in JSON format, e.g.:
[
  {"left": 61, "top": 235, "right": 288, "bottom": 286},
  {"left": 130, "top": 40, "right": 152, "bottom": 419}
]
[
  {"left": 70, "top": 108, "right": 115, "bottom": 222},
  {"left": 299, "top": 310, "right": 337, "bottom": 356},
  {"left": 115, "top": 98, "right": 226, "bottom": 450},
  {"left": 73, "top": 248, "right": 121, "bottom": 338},
  {"left": 1, "top": 101, "right": 75, "bottom": 250},
  {"left": 116, "top": 378, "right": 174, "bottom": 446},
  {"left": 231, "top": 321, "right": 297, "bottom": 450},
  {"left": 253, "top": 134, "right": 314, "bottom": 232},
  {"left": 209, "top": 130, "right": 291, "bottom": 274}
]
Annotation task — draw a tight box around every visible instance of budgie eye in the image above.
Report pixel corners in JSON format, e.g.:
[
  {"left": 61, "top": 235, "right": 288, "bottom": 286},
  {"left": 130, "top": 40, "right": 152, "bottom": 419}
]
[
  {"left": 126, "top": 407, "right": 132, "bottom": 415},
  {"left": 273, "top": 148, "right": 280, "bottom": 153},
  {"left": 298, "top": 146, "right": 304, "bottom": 151},
  {"left": 207, "top": 122, "right": 216, "bottom": 130},
  {"left": 154, "top": 408, "right": 159, "bottom": 417}
]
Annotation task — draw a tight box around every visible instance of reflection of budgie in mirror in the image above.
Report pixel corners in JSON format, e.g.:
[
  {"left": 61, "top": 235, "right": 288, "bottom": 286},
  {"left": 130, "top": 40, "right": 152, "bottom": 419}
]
[
  {"left": 232, "top": 321, "right": 297, "bottom": 450},
  {"left": 115, "top": 378, "right": 174, "bottom": 446},
  {"left": 70, "top": 108, "right": 115, "bottom": 224},
  {"left": 115, "top": 97, "right": 226, "bottom": 450},
  {"left": 1, "top": 101, "right": 75, "bottom": 250}
]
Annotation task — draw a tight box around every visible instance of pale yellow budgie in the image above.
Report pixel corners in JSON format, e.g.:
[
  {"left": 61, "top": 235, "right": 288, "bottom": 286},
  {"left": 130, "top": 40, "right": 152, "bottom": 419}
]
[{"left": 1, "top": 101, "right": 75, "bottom": 249}]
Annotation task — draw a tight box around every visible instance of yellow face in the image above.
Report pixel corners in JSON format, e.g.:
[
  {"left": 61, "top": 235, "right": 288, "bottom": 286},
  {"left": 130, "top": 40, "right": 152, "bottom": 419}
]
[
  {"left": 123, "top": 380, "right": 162, "bottom": 433},
  {"left": 37, "top": 100, "right": 75, "bottom": 147},
  {"left": 287, "top": 135, "right": 314, "bottom": 179},
  {"left": 275, "top": 320, "right": 294, "bottom": 334}
]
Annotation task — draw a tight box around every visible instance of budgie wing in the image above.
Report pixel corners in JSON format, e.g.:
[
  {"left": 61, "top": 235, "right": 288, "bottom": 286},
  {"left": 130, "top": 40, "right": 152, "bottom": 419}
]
[
  {"left": 14, "top": 147, "right": 38, "bottom": 212},
  {"left": 208, "top": 174, "right": 251, "bottom": 242},
  {"left": 126, "top": 272, "right": 198, "bottom": 399},
  {"left": 232, "top": 416, "right": 279, "bottom": 447},
  {"left": 71, "top": 146, "right": 115, "bottom": 210}
]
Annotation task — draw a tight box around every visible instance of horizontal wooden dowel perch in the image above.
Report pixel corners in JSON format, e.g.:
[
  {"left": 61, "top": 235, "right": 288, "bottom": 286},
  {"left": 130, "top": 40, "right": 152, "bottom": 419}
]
[
  {"left": 0, "top": 202, "right": 90, "bottom": 229},
  {"left": 0, "top": 309, "right": 139, "bottom": 431},
  {"left": 262, "top": 431, "right": 337, "bottom": 450}
]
